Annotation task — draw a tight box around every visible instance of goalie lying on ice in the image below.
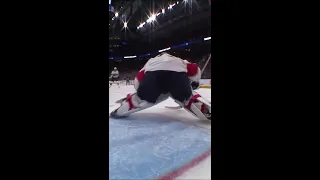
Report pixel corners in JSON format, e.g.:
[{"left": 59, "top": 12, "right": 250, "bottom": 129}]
[{"left": 110, "top": 52, "right": 211, "bottom": 120}]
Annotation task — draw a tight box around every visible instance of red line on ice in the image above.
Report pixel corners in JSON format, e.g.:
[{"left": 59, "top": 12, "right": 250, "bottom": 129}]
[{"left": 157, "top": 148, "right": 211, "bottom": 180}]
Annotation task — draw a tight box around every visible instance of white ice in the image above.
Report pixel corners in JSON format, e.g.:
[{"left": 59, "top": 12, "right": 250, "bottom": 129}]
[{"left": 109, "top": 85, "right": 211, "bottom": 179}]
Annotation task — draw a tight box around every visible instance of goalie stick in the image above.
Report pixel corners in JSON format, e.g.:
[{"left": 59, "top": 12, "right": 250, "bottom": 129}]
[{"left": 164, "top": 105, "right": 183, "bottom": 109}]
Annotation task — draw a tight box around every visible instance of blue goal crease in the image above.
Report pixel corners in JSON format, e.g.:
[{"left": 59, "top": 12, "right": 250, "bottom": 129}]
[{"left": 109, "top": 118, "right": 211, "bottom": 180}]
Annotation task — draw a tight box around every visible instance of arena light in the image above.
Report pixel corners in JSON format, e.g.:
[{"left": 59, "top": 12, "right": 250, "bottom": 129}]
[
  {"left": 162, "top": 9, "right": 165, "bottom": 13},
  {"left": 150, "top": 14, "right": 156, "bottom": 21},
  {"left": 204, "top": 37, "right": 211, "bottom": 41},
  {"left": 115, "top": 12, "right": 119, "bottom": 17},
  {"left": 124, "top": 22, "right": 127, "bottom": 28},
  {"left": 124, "top": 56, "right": 137, "bottom": 59},
  {"left": 146, "top": 14, "right": 156, "bottom": 23},
  {"left": 158, "top": 47, "right": 171, "bottom": 52},
  {"left": 168, "top": 3, "right": 176, "bottom": 9},
  {"left": 137, "top": 22, "right": 145, "bottom": 29}
]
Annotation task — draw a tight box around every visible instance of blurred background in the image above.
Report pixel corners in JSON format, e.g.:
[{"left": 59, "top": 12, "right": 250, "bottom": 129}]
[{"left": 109, "top": 0, "right": 211, "bottom": 80}]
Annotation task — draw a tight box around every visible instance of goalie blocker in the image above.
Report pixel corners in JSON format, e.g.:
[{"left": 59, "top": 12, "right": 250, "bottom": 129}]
[{"left": 110, "top": 53, "right": 211, "bottom": 120}]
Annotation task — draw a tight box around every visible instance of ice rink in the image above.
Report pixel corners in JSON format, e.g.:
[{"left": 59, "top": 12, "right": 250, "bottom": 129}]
[{"left": 109, "top": 85, "right": 211, "bottom": 179}]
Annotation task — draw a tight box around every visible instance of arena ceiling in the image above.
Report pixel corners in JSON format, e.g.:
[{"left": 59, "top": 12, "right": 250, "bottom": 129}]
[{"left": 109, "top": 0, "right": 211, "bottom": 44}]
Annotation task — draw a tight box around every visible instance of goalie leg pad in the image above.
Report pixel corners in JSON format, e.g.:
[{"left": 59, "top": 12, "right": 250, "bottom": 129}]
[
  {"left": 175, "top": 93, "right": 211, "bottom": 120},
  {"left": 111, "top": 93, "right": 151, "bottom": 118},
  {"left": 110, "top": 93, "right": 169, "bottom": 118}
]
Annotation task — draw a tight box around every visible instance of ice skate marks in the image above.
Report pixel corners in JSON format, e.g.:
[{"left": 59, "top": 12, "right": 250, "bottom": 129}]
[{"left": 109, "top": 117, "right": 211, "bottom": 180}]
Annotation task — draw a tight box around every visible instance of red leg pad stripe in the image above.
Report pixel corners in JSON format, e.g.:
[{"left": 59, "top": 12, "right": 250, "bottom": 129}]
[
  {"left": 185, "top": 94, "right": 201, "bottom": 110},
  {"left": 201, "top": 103, "right": 206, "bottom": 113},
  {"left": 126, "top": 94, "right": 136, "bottom": 110}
]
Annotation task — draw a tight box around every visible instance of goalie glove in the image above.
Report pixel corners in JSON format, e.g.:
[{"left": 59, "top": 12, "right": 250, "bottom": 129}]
[{"left": 191, "top": 81, "right": 200, "bottom": 90}]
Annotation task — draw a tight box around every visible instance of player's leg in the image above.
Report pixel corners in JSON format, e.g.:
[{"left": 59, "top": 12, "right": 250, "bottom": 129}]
[
  {"left": 137, "top": 71, "right": 166, "bottom": 103},
  {"left": 109, "top": 79, "right": 113, "bottom": 88},
  {"left": 110, "top": 77, "right": 115, "bottom": 87},
  {"left": 116, "top": 77, "right": 120, "bottom": 87},
  {"left": 111, "top": 77, "right": 118, "bottom": 87},
  {"left": 168, "top": 72, "right": 211, "bottom": 120},
  {"left": 110, "top": 92, "right": 169, "bottom": 118},
  {"left": 167, "top": 72, "right": 192, "bottom": 103},
  {"left": 110, "top": 71, "right": 165, "bottom": 118}
]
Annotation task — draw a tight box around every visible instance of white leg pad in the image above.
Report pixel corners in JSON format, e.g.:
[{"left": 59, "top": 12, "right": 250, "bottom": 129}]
[
  {"left": 110, "top": 93, "right": 169, "bottom": 118},
  {"left": 175, "top": 93, "right": 211, "bottom": 120}
]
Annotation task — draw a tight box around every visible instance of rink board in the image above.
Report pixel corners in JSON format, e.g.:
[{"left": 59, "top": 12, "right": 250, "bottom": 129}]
[{"left": 109, "top": 117, "right": 211, "bottom": 179}]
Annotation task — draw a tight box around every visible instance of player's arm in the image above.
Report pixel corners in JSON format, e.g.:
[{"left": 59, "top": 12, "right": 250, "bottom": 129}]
[{"left": 186, "top": 62, "right": 201, "bottom": 90}]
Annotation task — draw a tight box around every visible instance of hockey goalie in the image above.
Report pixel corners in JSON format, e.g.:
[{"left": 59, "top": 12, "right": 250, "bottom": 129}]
[{"left": 110, "top": 52, "right": 211, "bottom": 120}]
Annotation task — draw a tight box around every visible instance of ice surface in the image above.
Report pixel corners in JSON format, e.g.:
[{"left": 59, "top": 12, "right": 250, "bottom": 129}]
[{"left": 109, "top": 85, "right": 211, "bottom": 179}]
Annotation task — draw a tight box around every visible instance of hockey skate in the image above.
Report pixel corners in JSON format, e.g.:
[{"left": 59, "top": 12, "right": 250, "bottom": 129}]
[
  {"left": 186, "top": 100, "right": 211, "bottom": 121},
  {"left": 199, "top": 102, "right": 211, "bottom": 120},
  {"left": 165, "top": 103, "right": 211, "bottom": 120},
  {"left": 172, "top": 93, "right": 211, "bottom": 121}
]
